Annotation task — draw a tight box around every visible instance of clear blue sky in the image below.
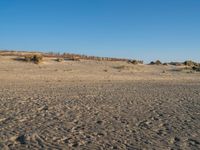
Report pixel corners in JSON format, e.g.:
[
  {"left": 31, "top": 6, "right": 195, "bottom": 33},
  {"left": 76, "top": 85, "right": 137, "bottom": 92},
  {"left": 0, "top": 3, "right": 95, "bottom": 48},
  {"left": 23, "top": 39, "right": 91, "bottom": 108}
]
[{"left": 0, "top": 0, "right": 200, "bottom": 62}]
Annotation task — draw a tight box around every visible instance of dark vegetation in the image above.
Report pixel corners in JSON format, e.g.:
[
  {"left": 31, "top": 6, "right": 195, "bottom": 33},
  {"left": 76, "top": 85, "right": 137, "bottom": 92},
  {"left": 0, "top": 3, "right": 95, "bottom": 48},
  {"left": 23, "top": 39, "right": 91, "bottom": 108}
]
[
  {"left": 163, "top": 63, "right": 168, "bottom": 66},
  {"left": 192, "top": 66, "right": 200, "bottom": 72},
  {"left": 24, "top": 55, "right": 43, "bottom": 64},
  {"left": 148, "top": 60, "right": 200, "bottom": 72},
  {"left": 1, "top": 50, "right": 200, "bottom": 72},
  {"left": 178, "top": 60, "right": 200, "bottom": 72},
  {"left": 44, "top": 52, "right": 128, "bottom": 61},
  {"left": 168, "top": 62, "right": 183, "bottom": 66},
  {"left": 183, "top": 60, "right": 199, "bottom": 67},
  {"left": 149, "top": 60, "right": 162, "bottom": 65},
  {"left": 55, "top": 58, "right": 64, "bottom": 62},
  {"left": 127, "top": 59, "right": 143, "bottom": 65},
  {"left": 170, "top": 60, "right": 200, "bottom": 72},
  {"left": 0, "top": 50, "right": 129, "bottom": 62}
]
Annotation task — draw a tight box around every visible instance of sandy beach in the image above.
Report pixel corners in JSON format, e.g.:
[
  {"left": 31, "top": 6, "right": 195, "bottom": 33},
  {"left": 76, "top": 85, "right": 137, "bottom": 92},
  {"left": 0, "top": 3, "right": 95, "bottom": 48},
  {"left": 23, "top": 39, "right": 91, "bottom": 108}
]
[{"left": 0, "top": 56, "right": 200, "bottom": 149}]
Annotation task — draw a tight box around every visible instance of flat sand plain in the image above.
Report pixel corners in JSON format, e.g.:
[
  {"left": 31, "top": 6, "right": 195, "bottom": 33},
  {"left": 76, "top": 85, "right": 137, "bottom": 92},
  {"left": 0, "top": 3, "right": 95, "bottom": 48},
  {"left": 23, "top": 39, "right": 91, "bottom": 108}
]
[{"left": 0, "top": 56, "right": 200, "bottom": 149}]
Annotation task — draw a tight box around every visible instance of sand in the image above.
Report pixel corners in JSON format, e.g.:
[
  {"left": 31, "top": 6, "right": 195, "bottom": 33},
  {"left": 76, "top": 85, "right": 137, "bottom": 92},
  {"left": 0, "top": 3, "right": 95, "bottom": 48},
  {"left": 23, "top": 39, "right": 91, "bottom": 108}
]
[{"left": 0, "top": 56, "right": 200, "bottom": 149}]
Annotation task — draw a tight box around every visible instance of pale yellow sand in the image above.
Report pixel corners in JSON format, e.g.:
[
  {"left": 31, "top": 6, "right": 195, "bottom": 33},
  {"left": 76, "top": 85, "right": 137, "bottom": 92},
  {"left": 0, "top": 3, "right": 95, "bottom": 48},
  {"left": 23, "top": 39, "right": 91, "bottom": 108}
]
[{"left": 0, "top": 56, "right": 200, "bottom": 149}]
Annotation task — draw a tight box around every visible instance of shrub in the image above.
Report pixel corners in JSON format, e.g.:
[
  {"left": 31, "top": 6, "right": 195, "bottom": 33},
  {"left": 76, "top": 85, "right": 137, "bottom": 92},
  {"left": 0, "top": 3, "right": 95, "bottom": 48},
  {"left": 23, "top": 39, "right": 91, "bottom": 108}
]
[
  {"left": 149, "top": 60, "right": 162, "bottom": 65},
  {"left": 149, "top": 61, "right": 155, "bottom": 65},
  {"left": 33, "top": 55, "right": 43, "bottom": 64},
  {"left": 169, "top": 62, "right": 183, "bottom": 66},
  {"left": 24, "top": 55, "right": 33, "bottom": 62},
  {"left": 155, "top": 60, "right": 162, "bottom": 65},
  {"left": 138, "top": 60, "right": 144, "bottom": 64},
  {"left": 24, "top": 55, "right": 43, "bottom": 64},
  {"left": 128, "top": 59, "right": 143, "bottom": 65},
  {"left": 131, "top": 60, "right": 138, "bottom": 65},
  {"left": 64, "top": 57, "right": 80, "bottom": 61},
  {"left": 183, "top": 60, "right": 198, "bottom": 67},
  {"left": 192, "top": 65, "right": 200, "bottom": 72},
  {"left": 163, "top": 63, "right": 168, "bottom": 65},
  {"left": 55, "top": 58, "right": 64, "bottom": 62}
]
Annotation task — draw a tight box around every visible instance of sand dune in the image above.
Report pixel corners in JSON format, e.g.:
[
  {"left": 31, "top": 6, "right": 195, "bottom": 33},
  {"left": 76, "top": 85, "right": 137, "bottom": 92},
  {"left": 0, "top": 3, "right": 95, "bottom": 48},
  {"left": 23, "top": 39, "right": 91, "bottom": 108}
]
[{"left": 0, "top": 56, "right": 200, "bottom": 149}]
